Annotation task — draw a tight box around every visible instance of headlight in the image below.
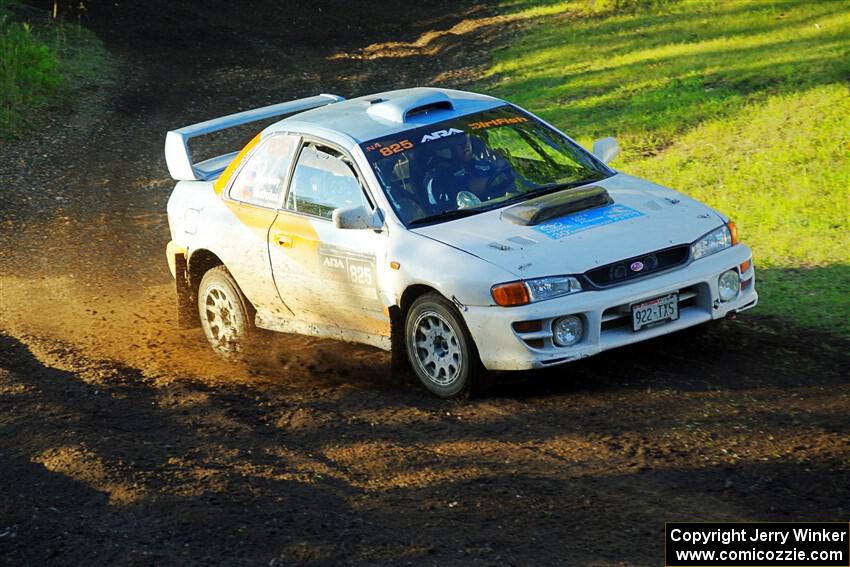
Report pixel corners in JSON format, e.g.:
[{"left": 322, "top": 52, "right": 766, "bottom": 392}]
[
  {"left": 692, "top": 221, "right": 737, "bottom": 260},
  {"left": 526, "top": 276, "right": 582, "bottom": 302},
  {"left": 492, "top": 276, "right": 582, "bottom": 306}
]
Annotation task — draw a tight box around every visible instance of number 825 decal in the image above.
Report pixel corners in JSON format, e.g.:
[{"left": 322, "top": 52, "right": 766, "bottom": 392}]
[
  {"left": 348, "top": 263, "right": 373, "bottom": 286},
  {"left": 378, "top": 139, "right": 413, "bottom": 157}
]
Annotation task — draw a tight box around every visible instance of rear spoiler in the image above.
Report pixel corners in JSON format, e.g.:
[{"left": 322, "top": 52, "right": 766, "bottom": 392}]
[{"left": 164, "top": 93, "right": 345, "bottom": 181}]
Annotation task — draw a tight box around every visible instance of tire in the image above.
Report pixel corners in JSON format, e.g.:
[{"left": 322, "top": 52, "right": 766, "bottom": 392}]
[
  {"left": 197, "top": 266, "right": 254, "bottom": 359},
  {"left": 404, "top": 292, "right": 482, "bottom": 398}
]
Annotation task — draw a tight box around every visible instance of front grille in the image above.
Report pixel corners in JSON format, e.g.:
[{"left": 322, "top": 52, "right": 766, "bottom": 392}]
[{"left": 585, "top": 245, "right": 689, "bottom": 288}]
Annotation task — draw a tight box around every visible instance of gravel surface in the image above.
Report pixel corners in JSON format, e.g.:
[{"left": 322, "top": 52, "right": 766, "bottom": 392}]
[{"left": 1, "top": 2, "right": 848, "bottom": 565}]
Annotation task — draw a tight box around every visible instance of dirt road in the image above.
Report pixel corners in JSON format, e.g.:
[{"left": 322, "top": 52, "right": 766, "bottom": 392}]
[{"left": 1, "top": 2, "right": 848, "bottom": 565}]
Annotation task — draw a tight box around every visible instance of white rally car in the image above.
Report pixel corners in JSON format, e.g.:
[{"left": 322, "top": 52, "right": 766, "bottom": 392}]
[{"left": 165, "top": 88, "right": 757, "bottom": 397}]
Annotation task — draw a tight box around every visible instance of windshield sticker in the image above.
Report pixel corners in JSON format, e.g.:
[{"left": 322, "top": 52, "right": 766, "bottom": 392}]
[
  {"left": 421, "top": 128, "right": 464, "bottom": 143},
  {"left": 365, "top": 139, "right": 414, "bottom": 157},
  {"left": 533, "top": 204, "right": 644, "bottom": 239},
  {"left": 469, "top": 116, "right": 528, "bottom": 130}
]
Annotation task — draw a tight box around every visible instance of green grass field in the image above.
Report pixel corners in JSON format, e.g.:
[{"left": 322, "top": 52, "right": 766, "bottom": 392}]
[{"left": 483, "top": 0, "right": 850, "bottom": 336}]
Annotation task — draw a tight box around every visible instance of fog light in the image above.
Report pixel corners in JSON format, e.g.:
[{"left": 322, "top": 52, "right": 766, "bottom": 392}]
[
  {"left": 552, "top": 316, "right": 583, "bottom": 347},
  {"left": 718, "top": 269, "right": 740, "bottom": 302}
]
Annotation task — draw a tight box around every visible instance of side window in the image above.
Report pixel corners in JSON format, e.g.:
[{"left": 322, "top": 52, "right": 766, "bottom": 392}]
[
  {"left": 229, "top": 134, "right": 299, "bottom": 208},
  {"left": 286, "top": 143, "right": 370, "bottom": 219}
]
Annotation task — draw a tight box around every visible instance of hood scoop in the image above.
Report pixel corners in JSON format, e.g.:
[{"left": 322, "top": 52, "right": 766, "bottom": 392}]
[{"left": 500, "top": 185, "right": 613, "bottom": 226}]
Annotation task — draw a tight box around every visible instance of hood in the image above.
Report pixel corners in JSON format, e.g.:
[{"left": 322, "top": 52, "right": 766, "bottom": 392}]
[{"left": 411, "top": 173, "right": 724, "bottom": 279}]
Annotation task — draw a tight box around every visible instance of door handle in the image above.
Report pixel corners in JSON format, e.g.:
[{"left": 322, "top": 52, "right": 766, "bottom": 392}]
[{"left": 274, "top": 233, "right": 293, "bottom": 248}]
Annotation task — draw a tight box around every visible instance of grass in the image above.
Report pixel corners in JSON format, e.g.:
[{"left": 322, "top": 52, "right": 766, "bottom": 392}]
[
  {"left": 0, "top": 1, "right": 111, "bottom": 138},
  {"left": 0, "top": 14, "right": 62, "bottom": 133},
  {"left": 482, "top": 0, "right": 850, "bottom": 336}
]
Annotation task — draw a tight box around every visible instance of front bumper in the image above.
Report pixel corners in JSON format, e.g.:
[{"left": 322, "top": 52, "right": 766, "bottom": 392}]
[{"left": 463, "top": 244, "right": 757, "bottom": 371}]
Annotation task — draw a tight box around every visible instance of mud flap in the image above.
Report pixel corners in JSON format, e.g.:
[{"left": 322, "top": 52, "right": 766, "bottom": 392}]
[
  {"left": 389, "top": 306, "right": 410, "bottom": 374},
  {"left": 174, "top": 253, "right": 199, "bottom": 328}
]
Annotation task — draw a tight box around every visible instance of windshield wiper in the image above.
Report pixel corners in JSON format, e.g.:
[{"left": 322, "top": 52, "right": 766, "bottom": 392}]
[
  {"left": 487, "top": 176, "right": 604, "bottom": 209},
  {"left": 408, "top": 208, "right": 482, "bottom": 226}
]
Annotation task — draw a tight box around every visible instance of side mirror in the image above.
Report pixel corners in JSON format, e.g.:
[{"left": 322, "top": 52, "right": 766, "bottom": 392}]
[
  {"left": 332, "top": 205, "right": 383, "bottom": 230},
  {"left": 591, "top": 137, "right": 619, "bottom": 165}
]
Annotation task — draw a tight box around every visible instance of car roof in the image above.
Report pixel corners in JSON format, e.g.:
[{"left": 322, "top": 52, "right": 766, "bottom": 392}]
[{"left": 271, "top": 87, "right": 506, "bottom": 143}]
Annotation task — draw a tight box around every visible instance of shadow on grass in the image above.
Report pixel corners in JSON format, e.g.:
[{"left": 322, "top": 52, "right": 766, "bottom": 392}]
[
  {"left": 486, "top": 0, "right": 849, "bottom": 149},
  {"left": 754, "top": 264, "right": 850, "bottom": 338}
]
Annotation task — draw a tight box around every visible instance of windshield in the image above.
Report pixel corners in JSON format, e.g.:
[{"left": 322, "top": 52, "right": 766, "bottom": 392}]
[{"left": 360, "top": 106, "right": 612, "bottom": 226}]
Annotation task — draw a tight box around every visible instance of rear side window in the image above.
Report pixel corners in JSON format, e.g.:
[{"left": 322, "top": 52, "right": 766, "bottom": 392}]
[
  {"left": 285, "top": 143, "right": 370, "bottom": 219},
  {"left": 229, "top": 134, "right": 299, "bottom": 208}
]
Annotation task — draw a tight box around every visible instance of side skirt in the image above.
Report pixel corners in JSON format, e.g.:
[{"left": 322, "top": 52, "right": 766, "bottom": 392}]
[{"left": 255, "top": 312, "right": 392, "bottom": 351}]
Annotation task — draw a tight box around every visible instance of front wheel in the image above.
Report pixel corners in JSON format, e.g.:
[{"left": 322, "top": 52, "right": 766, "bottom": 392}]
[
  {"left": 405, "top": 293, "right": 482, "bottom": 398},
  {"left": 197, "top": 266, "right": 253, "bottom": 359}
]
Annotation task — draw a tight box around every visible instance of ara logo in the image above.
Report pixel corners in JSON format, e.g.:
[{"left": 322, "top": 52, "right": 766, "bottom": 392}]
[
  {"left": 421, "top": 128, "right": 464, "bottom": 143},
  {"left": 322, "top": 256, "right": 346, "bottom": 270}
]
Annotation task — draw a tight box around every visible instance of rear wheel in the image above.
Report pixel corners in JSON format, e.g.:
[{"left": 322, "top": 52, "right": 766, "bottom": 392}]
[
  {"left": 405, "top": 293, "right": 482, "bottom": 398},
  {"left": 197, "top": 266, "right": 253, "bottom": 359}
]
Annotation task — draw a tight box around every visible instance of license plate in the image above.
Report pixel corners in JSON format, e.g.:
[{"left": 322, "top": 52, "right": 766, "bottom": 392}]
[{"left": 631, "top": 293, "right": 679, "bottom": 331}]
